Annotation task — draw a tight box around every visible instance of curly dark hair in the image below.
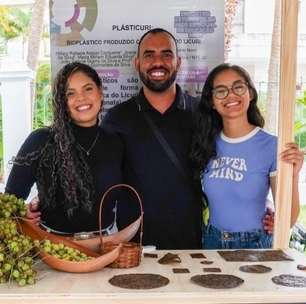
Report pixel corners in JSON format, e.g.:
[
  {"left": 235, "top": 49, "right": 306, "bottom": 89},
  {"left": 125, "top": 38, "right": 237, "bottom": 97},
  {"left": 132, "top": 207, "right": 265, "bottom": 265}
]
[
  {"left": 190, "top": 63, "right": 265, "bottom": 180},
  {"left": 14, "top": 62, "right": 102, "bottom": 217}
]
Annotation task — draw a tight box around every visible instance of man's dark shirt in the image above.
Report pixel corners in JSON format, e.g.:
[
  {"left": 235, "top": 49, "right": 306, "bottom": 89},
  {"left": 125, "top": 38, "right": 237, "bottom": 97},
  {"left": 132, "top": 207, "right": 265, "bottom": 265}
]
[{"left": 102, "top": 85, "right": 202, "bottom": 249}]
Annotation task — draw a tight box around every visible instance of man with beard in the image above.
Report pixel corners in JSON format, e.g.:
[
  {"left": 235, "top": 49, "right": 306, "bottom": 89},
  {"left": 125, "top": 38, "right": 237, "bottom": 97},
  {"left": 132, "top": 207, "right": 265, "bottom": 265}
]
[{"left": 102, "top": 28, "right": 202, "bottom": 249}]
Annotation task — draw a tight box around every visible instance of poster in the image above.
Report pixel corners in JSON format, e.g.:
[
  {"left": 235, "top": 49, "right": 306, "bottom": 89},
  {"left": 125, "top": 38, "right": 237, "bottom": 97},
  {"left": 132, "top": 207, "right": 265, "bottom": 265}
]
[{"left": 50, "top": 0, "right": 224, "bottom": 113}]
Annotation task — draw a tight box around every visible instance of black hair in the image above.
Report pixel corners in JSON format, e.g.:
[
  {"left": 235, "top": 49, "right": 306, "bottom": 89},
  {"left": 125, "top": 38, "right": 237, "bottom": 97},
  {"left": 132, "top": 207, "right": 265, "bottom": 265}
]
[
  {"left": 14, "top": 62, "right": 102, "bottom": 217},
  {"left": 190, "top": 63, "right": 265, "bottom": 180},
  {"left": 137, "top": 28, "right": 178, "bottom": 56}
]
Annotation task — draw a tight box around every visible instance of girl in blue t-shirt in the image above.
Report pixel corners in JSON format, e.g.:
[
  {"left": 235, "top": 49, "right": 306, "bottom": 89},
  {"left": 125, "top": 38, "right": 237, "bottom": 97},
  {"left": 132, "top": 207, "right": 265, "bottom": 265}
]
[{"left": 191, "top": 63, "right": 304, "bottom": 249}]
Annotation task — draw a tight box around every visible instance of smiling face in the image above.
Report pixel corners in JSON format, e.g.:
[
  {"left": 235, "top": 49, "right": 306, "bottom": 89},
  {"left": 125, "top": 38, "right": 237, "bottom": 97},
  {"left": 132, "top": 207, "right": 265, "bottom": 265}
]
[
  {"left": 66, "top": 71, "right": 102, "bottom": 127},
  {"left": 135, "top": 32, "right": 181, "bottom": 92},
  {"left": 212, "top": 69, "right": 252, "bottom": 122}
]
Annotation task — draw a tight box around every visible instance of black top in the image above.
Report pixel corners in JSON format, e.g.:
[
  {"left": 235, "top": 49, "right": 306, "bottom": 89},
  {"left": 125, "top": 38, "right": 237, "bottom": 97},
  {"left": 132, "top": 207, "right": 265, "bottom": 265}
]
[
  {"left": 5, "top": 124, "right": 123, "bottom": 233},
  {"left": 102, "top": 85, "right": 202, "bottom": 249}
]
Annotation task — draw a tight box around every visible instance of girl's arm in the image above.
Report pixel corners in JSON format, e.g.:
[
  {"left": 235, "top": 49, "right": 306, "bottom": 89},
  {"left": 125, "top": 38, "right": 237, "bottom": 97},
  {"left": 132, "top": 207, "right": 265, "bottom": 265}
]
[
  {"left": 280, "top": 142, "right": 303, "bottom": 225},
  {"left": 270, "top": 142, "right": 303, "bottom": 226}
]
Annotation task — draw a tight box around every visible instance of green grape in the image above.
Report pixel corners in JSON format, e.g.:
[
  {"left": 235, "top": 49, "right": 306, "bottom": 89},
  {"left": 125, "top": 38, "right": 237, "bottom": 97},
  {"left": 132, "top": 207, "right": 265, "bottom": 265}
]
[
  {"left": 0, "top": 194, "right": 38, "bottom": 287},
  {"left": 24, "top": 256, "right": 33, "bottom": 264},
  {"left": 33, "top": 240, "right": 40, "bottom": 248},
  {"left": 17, "top": 260, "right": 24, "bottom": 269},
  {"left": 3, "top": 263, "right": 11, "bottom": 272},
  {"left": 12, "top": 270, "right": 20, "bottom": 279},
  {"left": 52, "top": 244, "right": 59, "bottom": 251},
  {"left": 27, "top": 276, "right": 35, "bottom": 285},
  {"left": 43, "top": 245, "right": 51, "bottom": 253},
  {"left": 18, "top": 278, "right": 26, "bottom": 286},
  {"left": 21, "top": 264, "right": 29, "bottom": 272},
  {"left": 40, "top": 240, "right": 92, "bottom": 262}
]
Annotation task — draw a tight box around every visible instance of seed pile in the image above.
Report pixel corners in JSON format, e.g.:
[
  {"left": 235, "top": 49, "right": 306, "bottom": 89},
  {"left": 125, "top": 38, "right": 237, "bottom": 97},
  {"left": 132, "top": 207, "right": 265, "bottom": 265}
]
[
  {"left": 0, "top": 193, "right": 37, "bottom": 286},
  {"left": 39, "top": 240, "right": 92, "bottom": 262}
]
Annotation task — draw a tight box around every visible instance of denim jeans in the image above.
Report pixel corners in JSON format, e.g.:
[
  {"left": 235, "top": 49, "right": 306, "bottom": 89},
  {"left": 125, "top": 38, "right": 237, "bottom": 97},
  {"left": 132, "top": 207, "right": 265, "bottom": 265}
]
[{"left": 203, "top": 224, "right": 273, "bottom": 249}]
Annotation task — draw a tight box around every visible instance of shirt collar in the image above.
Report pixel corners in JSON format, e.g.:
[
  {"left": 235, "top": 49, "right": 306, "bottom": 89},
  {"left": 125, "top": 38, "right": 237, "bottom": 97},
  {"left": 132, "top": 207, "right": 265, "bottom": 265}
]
[{"left": 136, "top": 84, "right": 186, "bottom": 112}]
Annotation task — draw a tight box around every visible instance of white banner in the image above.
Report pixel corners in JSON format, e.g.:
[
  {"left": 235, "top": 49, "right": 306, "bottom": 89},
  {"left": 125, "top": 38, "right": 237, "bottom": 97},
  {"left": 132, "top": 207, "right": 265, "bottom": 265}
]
[{"left": 50, "top": 0, "right": 224, "bottom": 113}]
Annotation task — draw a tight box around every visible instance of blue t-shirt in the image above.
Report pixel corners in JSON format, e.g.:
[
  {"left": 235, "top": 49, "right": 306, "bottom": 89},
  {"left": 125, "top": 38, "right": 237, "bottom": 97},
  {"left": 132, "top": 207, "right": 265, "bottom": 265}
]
[{"left": 202, "top": 127, "right": 277, "bottom": 232}]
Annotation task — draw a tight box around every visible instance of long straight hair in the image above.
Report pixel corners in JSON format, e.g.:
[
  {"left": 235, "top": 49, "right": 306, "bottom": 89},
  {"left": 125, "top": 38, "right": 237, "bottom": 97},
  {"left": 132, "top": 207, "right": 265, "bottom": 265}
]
[{"left": 190, "top": 63, "right": 265, "bottom": 179}]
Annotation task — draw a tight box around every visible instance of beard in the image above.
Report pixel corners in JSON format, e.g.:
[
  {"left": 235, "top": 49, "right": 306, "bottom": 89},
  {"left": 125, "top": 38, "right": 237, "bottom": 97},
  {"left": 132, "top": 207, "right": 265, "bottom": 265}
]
[{"left": 139, "top": 69, "right": 177, "bottom": 92}]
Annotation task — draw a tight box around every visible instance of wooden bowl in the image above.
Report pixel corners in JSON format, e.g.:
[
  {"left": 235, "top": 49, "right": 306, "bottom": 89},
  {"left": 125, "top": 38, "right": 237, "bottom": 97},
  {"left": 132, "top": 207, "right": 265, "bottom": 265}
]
[
  {"left": 39, "top": 244, "right": 121, "bottom": 273},
  {"left": 18, "top": 218, "right": 121, "bottom": 273}
]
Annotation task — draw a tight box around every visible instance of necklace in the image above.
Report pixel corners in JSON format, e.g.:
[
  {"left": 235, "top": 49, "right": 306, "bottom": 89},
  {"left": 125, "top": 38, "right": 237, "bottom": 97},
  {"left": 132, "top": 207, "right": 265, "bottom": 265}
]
[{"left": 77, "top": 132, "right": 100, "bottom": 156}]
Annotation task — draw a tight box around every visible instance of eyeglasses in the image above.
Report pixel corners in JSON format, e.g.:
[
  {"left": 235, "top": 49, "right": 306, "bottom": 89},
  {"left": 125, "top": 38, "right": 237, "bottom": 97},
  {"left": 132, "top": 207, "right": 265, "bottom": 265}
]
[{"left": 212, "top": 82, "right": 249, "bottom": 100}]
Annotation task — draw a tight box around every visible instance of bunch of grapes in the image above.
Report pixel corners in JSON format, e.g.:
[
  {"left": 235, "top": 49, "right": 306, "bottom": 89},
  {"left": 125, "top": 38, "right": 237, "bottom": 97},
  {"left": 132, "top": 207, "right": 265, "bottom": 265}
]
[
  {"left": 39, "top": 240, "right": 92, "bottom": 262},
  {"left": 0, "top": 194, "right": 27, "bottom": 219},
  {"left": 0, "top": 193, "right": 37, "bottom": 286}
]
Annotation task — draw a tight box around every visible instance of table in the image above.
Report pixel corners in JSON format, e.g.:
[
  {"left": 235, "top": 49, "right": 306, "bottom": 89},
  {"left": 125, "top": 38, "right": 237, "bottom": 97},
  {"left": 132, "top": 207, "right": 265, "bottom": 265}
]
[{"left": 0, "top": 249, "right": 306, "bottom": 304}]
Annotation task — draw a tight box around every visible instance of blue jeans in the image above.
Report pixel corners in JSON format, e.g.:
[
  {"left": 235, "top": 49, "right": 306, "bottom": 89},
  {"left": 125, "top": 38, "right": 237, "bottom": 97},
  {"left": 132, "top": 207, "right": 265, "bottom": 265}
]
[{"left": 203, "top": 224, "right": 272, "bottom": 249}]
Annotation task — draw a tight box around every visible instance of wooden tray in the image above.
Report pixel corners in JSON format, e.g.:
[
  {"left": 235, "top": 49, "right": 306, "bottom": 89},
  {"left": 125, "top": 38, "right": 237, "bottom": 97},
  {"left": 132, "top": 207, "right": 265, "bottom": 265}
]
[{"left": 18, "top": 218, "right": 121, "bottom": 273}]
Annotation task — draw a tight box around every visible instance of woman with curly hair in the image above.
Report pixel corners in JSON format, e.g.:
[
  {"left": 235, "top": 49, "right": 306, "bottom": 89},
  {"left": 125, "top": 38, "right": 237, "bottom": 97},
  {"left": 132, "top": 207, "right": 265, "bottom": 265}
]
[
  {"left": 190, "top": 63, "right": 303, "bottom": 249},
  {"left": 5, "top": 62, "right": 122, "bottom": 236}
]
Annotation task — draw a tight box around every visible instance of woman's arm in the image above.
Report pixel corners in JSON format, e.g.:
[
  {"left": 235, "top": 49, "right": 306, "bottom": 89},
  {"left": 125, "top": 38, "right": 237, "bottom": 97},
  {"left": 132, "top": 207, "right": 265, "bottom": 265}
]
[
  {"left": 270, "top": 142, "right": 303, "bottom": 227},
  {"left": 5, "top": 151, "right": 37, "bottom": 200},
  {"left": 5, "top": 128, "right": 50, "bottom": 197},
  {"left": 5, "top": 128, "right": 50, "bottom": 222},
  {"left": 280, "top": 142, "right": 303, "bottom": 225}
]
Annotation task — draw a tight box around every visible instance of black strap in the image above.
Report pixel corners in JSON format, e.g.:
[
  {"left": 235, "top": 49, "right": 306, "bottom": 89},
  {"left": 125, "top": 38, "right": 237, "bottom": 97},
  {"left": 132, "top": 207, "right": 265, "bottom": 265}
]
[{"left": 142, "top": 112, "right": 190, "bottom": 183}]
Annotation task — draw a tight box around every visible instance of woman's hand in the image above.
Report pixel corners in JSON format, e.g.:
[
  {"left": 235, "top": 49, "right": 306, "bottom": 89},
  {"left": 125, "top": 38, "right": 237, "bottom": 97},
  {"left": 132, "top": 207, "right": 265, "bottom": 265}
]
[
  {"left": 280, "top": 143, "right": 304, "bottom": 177},
  {"left": 26, "top": 196, "right": 41, "bottom": 224},
  {"left": 279, "top": 142, "right": 303, "bottom": 226},
  {"left": 262, "top": 208, "right": 274, "bottom": 234}
]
